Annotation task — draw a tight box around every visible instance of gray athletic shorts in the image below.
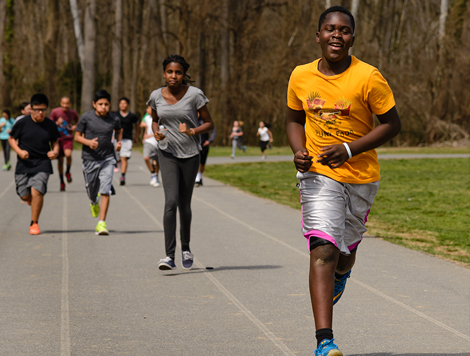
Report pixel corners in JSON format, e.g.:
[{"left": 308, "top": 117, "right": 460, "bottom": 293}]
[
  {"left": 82, "top": 157, "right": 116, "bottom": 202},
  {"left": 297, "top": 171, "right": 379, "bottom": 255},
  {"left": 143, "top": 142, "right": 159, "bottom": 161},
  {"left": 119, "top": 138, "right": 133, "bottom": 158},
  {"left": 15, "top": 172, "right": 50, "bottom": 198}
]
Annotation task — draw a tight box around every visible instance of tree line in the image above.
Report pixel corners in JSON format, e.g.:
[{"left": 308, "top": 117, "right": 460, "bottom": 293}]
[{"left": 0, "top": 0, "right": 468, "bottom": 146}]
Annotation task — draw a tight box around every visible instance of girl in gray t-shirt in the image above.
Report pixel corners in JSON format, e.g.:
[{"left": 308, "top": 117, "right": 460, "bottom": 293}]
[{"left": 147, "top": 54, "right": 214, "bottom": 271}]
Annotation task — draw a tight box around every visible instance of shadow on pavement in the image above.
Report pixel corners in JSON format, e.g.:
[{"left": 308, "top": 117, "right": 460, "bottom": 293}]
[
  {"left": 349, "top": 353, "right": 469, "bottom": 356},
  {"left": 43, "top": 229, "right": 162, "bottom": 234},
  {"left": 163, "top": 264, "right": 282, "bottom": 276}
]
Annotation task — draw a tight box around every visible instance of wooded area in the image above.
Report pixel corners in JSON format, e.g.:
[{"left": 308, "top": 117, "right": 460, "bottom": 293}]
[{"left": 0, "top": 0, "right": 469, "bottom": 146}]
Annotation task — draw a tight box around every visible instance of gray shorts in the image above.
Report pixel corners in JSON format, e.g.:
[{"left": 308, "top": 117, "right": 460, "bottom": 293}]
[
  {"left": 143, "top": 142, "right": 159, "bottom": 161},
  {"left": 120, "top": 138, "right": 133, "bottom": 158},
  {"left": 15, "top": 172, "right": 50, "bottom": 198},
  {"left": 82, "top": 157, "right": 116, "bottom": 202},
  {"left": 298, "top": 171, "right": 379, "bottom": 255}
]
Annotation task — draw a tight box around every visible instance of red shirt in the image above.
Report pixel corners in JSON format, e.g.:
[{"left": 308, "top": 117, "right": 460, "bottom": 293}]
[{"left": 50, "top": 107, "right": 79, "bottom": 139}]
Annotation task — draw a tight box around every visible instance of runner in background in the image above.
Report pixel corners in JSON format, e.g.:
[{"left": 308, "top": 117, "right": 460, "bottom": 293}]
[
  {"left": 50, "top": 97, "right": 79, "bottom": 191},
  {"left": 114, "top": 97, "right": 139, "bottom": 186},
  {"left": 0, "top": 109, "right": 13, "bottom": 171},
  {"left": 256, "top": 121, "right": 273, "bottom": 160},
  {"left": 195, "top": 115, "right": 216, "bottom": 187},
  {"left": 140, "top": 105, "right": 160, "bottom": 187}
]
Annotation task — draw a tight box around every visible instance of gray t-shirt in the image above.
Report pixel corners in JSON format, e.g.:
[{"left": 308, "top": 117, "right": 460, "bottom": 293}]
[
  {"left": 146, "top": 86, "right": 209, "bottom": 159},
  {"left": 75, "top": 110, "right": 122, "bottom": 161}
]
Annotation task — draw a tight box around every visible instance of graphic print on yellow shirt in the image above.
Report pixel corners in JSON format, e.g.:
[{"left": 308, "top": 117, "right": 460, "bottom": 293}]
[{"left": 287, "top": 56, "right": 396, "bottom": 184}]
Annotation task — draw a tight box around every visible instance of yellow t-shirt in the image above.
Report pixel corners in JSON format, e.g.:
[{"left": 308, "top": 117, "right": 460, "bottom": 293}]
[{"left": 287, "top": 56, "right": 396, "bottom": 184}]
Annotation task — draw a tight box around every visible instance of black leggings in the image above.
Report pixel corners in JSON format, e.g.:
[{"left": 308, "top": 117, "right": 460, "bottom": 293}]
[
  {"left": 157, "top": 149, "right": 200, "bottom": 260},
  {"left": 1, "top": 140, "right": 10, "bottom": 164}
]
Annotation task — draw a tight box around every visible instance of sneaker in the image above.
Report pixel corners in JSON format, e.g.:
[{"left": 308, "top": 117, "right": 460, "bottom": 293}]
[
  {"left": 242, "top": 145, "right": 247, "bottom": 153},
  {"left": 194, "top": 179, "right": 203, "bottom": 187},
  {"left": 29, "top": 222, "right": 41, "bottom": 235},
  {"left": 60, "top": 182, "right": 66, "bottom": 192},
  {"left": 120, "top": 176, "right": 125, "bottom": 186},
  {"left": 95, "top": 221, "right": 109, "bottom": 235},
  {"left": 66, "top": 172, "right": 72, "bottom": 183},
  {"left": 182, "top": 250, "right": 194, "bottom": 269},
  {"left": 150, "top": 176, "right": 160, "bottom": 187},
  {"left": 158, "top": 256, "right": 176, "bottom": 270},
  {"left": 315, "top": 339, "right": 342, "bottom": 356},
  {"left": 333, "top": 270, "right": 351, "bottom": 305},
  {"left": 6, "top": 161, "right": 11, "bottom": 170},
  {"left": 90, "top": 194, "right": 100, "bottom": 218},
  {"left": 230, "top": 154, "right": 235, "bottom": 159},
  {"left": 2, "top": 164, "right": 7, "bottom": 171}
]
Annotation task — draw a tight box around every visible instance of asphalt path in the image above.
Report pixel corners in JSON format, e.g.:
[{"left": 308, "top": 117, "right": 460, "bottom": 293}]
[{"left": 0, "top": 151, "right": 468, "bottom": 355}]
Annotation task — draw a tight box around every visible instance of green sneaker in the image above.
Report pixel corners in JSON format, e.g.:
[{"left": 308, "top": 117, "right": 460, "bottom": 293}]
[
  {"left": 90, "top": 194, "right": 100, "bottom": 218},
  {"left": 95, "top": 221, "right": 109, "bottom": 235}
]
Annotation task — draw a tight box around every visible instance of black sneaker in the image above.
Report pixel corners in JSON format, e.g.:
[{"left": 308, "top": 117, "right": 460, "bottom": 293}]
[
  {"left": 182, "top": 250, "right": 194, "bottom": 270},
  {"left": 194, "top": 179, "right": 203, "bottom": 187},
  {"left": 158, "top": 256, "right": 176, "bottom": 270}
]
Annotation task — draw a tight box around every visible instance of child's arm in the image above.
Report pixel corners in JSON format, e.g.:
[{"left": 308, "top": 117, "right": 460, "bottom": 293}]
[
  {"left": 8, "top": 135, "right": 29, "bottom": 160},
  {"left": 286, "top": 107, "right": 313, "bottom": 173},
  {"left": 317, "top": 106, "right": 401, "bottom": 168},
  {"left": 268, "top": 130, "right": 273, "bottom": 142},
  {"left": 114, "top": 129, "right": 122, "bottom": 151},
  {"left": 47, "top": 141, "right": 59, "bottom": 160},
  {"left": 74, "top": 131, "right": 99, "bottom": 150}
]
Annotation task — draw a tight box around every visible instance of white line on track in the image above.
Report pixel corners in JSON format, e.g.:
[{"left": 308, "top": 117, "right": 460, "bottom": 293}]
[
  {"left": 120, "top": 181, "right": 295, "bottom": 355},
  {"left": 193, "top": 194, "right": 470, "bottom": 342},
  {"left": 0, "top": 180, "right": 14, "bottom": 200},
  {"left": 61, "top": 193, "right": 71, "bottom": 355}
]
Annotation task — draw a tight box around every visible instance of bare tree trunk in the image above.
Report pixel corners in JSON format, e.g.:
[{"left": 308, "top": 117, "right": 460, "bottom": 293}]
[
  {"left": 80, "top": 0, "right": 96, "bottom": 113},
  {"left": 44, "top": 0, "right": 60, "bottom": 105},
  {"left": 350, "top": 0, "right": 359, "bottom": 55},
  {"left": 159, "top": 0, "right": 168, "bottom": 54},
  {"left": 130, "top": 0, "right": 144, "bottom": 113},
  {"left": 220, "top": 0, "right": 229, "bottom": 144},
  {"left": 69, "top": 0, "right": 84, "bottom": 73},
  {"left": 439, "top": 0, "right": 449, "bottom": 44},
  {"left": 112, "top": 0, "right": 123, "bottom": 111},
  {"left": 0, "top": 0, "right": 7, "bottom": 106},
  {"left": 325, "top": 0, "right": 331, "bottom": 9}
]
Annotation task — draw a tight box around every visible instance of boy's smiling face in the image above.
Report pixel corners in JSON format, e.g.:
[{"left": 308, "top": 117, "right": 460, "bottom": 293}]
[{"left": 316, "top": 12, "right": 355, "bottom": 63}]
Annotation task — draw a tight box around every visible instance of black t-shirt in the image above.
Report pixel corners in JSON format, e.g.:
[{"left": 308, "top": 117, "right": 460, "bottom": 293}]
[
  {"left": 10, "top": 116, "right": 60, "bottom": 174},
  {"left": 115, "top": 111, "right": 139, "bottom": 140},
  {"left": 75, "top": 110, "right": 122, "bottom": 161}
]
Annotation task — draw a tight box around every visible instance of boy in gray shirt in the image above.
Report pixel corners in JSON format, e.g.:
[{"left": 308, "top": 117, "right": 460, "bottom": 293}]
[{"left": 74, "top": 89, "right": 122, "bottom": 235}]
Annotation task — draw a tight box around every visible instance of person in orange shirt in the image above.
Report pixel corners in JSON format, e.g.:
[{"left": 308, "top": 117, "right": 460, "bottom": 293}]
[{"left": 286, "top": 6, "right": 401, "bottom": 356}]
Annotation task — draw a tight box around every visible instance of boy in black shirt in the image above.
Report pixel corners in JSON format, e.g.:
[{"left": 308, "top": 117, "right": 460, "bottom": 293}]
[
  {"left": 9, "top": 93, "right": 59, "bottom": 235},
  {"left": 114, "top": 97, "right": 139, "bottom": 185},
  {"left": 74, "top": 90, "right": 122, "bottom": 235}
]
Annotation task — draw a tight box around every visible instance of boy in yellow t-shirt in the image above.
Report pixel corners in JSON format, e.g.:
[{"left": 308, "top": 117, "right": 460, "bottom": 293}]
[{"left": 286, "top": 6, "right": 401, "bottom": 356}]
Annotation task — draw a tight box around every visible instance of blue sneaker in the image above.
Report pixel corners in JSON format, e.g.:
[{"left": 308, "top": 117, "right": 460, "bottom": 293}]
[
  {"left": 158, "top": 256, "right": 176, "bottom": 270},
  {"left": 182, "top": 250, "right": 194, "bottom": 270},
  {"left": 315, "top": 339, "right": 343, "bottom": 356},
  {"left": 333, "top": 270, "right": 351, "bottom": 305}
]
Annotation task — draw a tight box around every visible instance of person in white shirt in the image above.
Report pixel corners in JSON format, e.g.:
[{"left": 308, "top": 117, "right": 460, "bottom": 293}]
[
  {"left": 256, "top": 121, "right": 273, "bottom": 159},
  {"left": 140, "top": 105, "right": 160, "bottom": 187}
]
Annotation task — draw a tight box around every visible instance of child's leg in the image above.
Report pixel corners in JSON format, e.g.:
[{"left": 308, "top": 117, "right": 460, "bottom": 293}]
[
  {"left": 99, "top": 194, "right": 110, "bottom": 221},
  {"left": 309, "top": 243, "right": 340, "bottom": 330},
  {"left": 30, "top": 187, "right": 44, "bottom": 222}
]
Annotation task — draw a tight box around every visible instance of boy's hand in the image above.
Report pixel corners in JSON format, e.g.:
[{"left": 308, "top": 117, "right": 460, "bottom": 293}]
[
  {"left": 115, "top": 141, "right": 122, "bottom": 151},
  {"left": 317, "top": 144, "right": 349, "bottom": 169},
  {"left": 47, "top": 150, "right": 58, "bottom": 160},
  {"left": 89, "top": 137, "right": 99, "bottom": 150},
  {"left": 294, "top": 149, "right": 313, "bottom": 173},
  {"left": 18, "top": 150, "right": 29, "bottom": 160}
]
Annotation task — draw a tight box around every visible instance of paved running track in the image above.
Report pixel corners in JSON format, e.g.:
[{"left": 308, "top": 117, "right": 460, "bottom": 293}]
[{"left": 0, "top": 151, "right": 468, "bottom": 355}]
